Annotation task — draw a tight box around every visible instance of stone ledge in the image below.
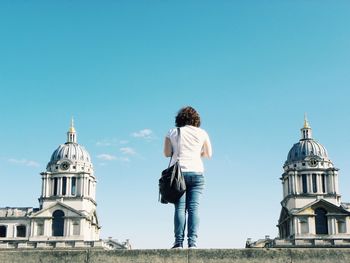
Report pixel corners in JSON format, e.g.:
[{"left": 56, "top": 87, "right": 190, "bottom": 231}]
[{"left": 1, "top": 248, "right": 350, "bottom": 263}]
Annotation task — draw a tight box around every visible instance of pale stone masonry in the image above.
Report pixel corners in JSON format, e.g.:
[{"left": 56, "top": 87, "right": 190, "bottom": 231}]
[
  {"left": 1, "top": 249, "right": 350, "bottom": 263},
  {"left": 0, "top": 120, "right": 129, "bottom": 250},
  {"left": 248, "top": 117, "right": 350, "bottom": 248}
]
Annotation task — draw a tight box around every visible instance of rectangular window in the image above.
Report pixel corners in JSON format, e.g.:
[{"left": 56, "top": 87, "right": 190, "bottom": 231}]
[
  {"left": 62, "top": 177, "right": 67, "bottom": 196},
  {"left": 53, "top": 178, "right": 58, "bottom": 196},
  {"left": 37, "top": 223, "right": 44, "bottom": 236},
  {"left": 16, "top": 225, "right": 26, "bottom": 237},
  {"left": 71, "top": 177, "right": 76, "bottom": 196},
  {"left": 321, "top": 174, "right": 326, "bottom": 193},
  {"left": 302, "top": 174, "right": 308, "bottom": 193},
  {"left": 0, "top": 226, "right": 7, "bottom": 237},
  {"left": 73, "top": 222, "right": 80, "bottom": 235},
  {"left": 300, "top": 218, "right": 309, "bottom": 234},
  {"left": 338, "top": 220, "right": 346, "bottom": 233},
  {"left": 312, "top": 174, "right": 317, "bottom": 193}
]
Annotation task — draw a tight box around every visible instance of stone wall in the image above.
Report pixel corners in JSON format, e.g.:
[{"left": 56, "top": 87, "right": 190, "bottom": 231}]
[{"left": 1, "top": 248, "right": 350, "bottom": 263}]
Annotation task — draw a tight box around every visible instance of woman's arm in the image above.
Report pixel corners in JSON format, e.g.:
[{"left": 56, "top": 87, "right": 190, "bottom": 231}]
[
  {"left": 163, "top": 137, "right": 172, "bottom": 157},
  {"left": 201, "top": 137, "right": 212, "bottom": 158}
]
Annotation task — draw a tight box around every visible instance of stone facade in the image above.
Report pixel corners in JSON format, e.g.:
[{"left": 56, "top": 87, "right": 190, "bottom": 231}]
[
  {"left": 0, "top": 120, "right": 128, "bottom": 249},
  {"left": 248, "top": 117, "right": 350, "bottom": 248}
]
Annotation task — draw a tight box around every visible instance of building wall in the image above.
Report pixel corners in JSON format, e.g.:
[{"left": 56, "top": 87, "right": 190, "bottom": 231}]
[{"left": 0, "top": 219, "right": 30, "bottom": 240}]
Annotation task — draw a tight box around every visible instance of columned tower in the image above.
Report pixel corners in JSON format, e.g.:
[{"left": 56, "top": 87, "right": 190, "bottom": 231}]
[
  {"left": 277, "top": 116, "right": 348, "bottom": 242},
  {"left": 34, "top": 120, "right": 100, "bottom": 241}
]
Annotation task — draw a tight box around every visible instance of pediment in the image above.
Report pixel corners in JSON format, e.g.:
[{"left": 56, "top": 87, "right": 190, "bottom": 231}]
[
  {"left": 278, "top": 207, "right": 290, "bottom": 223},
  {"left": 30, "top": 202, "right": 85, "bottom": 218},
  {"left": 294, "top": 199, "right": 350, "bottom": 215}
]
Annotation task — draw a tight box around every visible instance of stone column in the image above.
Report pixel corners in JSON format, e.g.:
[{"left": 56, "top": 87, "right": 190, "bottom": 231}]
[
  {"left": 290, "top": 174, "right": 295, "bottom": 194},
  {"left": 66, "top": 219, "right": 71, "bottom": 237},
  {"left": 43, "top": 176, "right": 47, "bottom": 197},
  {"left": 57, "top": 177, "right": 61, "bottom": 196},
  {"left": 295, "top": 173, "right": 299, "bottom": 194},
  {"left": 317, "top": 174, "right": 321, "bottom": 194},
  {"left": 310, "top": 216, "right": 316, "bottom": 235},
  {"left": 30, "top": 221, "right": 35, "bottom": 237},
  {"left": 93, "top": 181, "right": 96, "bottom": 200},
  {"left": 293, "top": 217, "right": 299, "bottom": 235},
  {"left": 287, "top": 177, "right": 291, "bottom": 195},
  {"left": 43, "top": 220, "right": 46, "bottom": 236},
  {"left": 308, "top": 174, "right": 312, "bottom": 194},
  {"left": 329, "top": 217, "right": 336, "bottom": 235},
  {"left": 85, "top": 176, "right": 88, "bottom": 196},
  {"left": 328, "top": 172, "right": 334, "bottom": 194},
  {"left": 45, "top": 176, "right": 50, "bottom": 197},
  {"left": 334, "top": 172, "right": 339, "bottom": 194},
  {"left": 81, "top": 176, "right": 85, "bottom": 196},
  {"left": 41, "top": 178, "right": 45, "bottom": 197},
  {"left": 67, "top": 177, "right": 71, "bottom": 196}
]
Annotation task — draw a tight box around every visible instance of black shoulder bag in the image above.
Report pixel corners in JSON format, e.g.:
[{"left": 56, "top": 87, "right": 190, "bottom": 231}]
[{"left": 159, "top": 128, "right": 186, "bottom": 204}]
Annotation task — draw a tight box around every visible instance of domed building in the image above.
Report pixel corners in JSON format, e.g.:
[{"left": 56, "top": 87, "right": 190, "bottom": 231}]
[
  {"left": 0, "top": 120, "right": 130, "bottom": 249},
  {"left": 247, "top": 117, "right": 350, "bottom": 248}
]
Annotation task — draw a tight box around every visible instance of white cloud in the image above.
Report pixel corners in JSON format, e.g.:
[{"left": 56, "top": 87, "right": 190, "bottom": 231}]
[
  {"left": 120, "top": 147, "right": 136, "bottom": 155},
  {"left": 96, "top": 154, "right": 117, "bottom": 161},
  {"left": 131, "top": 129, "right": 154, "bottom": 139},
  {"left": 96, "top": 141, "right": 113, "bottom": 147},
  {"left": 8, "top": 158, "right": 40, "bottom": 168},
  {"left": 96, "top": 154, "right": 130, "bottom": 163},
  {"left": 96, "top": 139, "right": 129, "bottom": 147},
  {"left": 118, "top": 157, "right": 130, "bottom": 163}
]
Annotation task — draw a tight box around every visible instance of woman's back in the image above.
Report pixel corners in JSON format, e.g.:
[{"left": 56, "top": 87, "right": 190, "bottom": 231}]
[{"left": 167, "top": 125, "right": 211, "bottom": 172}]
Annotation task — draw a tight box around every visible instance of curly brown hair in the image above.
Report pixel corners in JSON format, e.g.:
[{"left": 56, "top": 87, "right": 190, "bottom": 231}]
[{"left": 175, "top": 106, "right": 201, "bottom": 127}]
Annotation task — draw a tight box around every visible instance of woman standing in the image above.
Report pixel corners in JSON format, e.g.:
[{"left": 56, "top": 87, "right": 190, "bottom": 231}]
[{"left": 163, "top": 106, "right": 212, "bottom": 249}]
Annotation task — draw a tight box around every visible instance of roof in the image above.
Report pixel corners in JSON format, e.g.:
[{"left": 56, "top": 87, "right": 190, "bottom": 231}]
[{"left": 0, "top": 207, "right": 39, "bottom": 218}]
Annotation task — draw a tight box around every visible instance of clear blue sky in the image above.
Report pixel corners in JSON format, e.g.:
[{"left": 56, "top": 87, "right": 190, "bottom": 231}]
[{"left": 1, "top": 1, "right": 350, "bottom": 248}]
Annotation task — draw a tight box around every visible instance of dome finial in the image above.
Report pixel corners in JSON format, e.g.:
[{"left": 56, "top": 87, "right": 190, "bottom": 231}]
[
  {"left": 67, "top": 117, "right": 77, "bottom": 143},
  {"left": 69, "top": 117, "right": 76, "bottom": 133},
  {"left": 301, "top": 113, "right": 312, "bottom": 140},
  {"left": 304, "top": 113, "right": 311, "bottom": 129}
]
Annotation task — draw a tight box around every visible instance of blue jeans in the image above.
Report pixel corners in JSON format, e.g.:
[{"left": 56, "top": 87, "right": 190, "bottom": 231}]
[{"left": 174, "top": 172, "right": 205, "bottom": 246}]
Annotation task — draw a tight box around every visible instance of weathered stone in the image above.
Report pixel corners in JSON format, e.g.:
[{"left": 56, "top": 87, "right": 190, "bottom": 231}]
[{"left": 1, "top": 248, "right": 350, "bottom": 263}]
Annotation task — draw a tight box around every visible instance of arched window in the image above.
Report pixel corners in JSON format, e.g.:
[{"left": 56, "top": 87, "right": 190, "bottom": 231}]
[
  {"left": 52, "top": 210, "right": 65, "bottom": 236},
  {"left": 315, "top": 208, "right": 328, "bottom": 235},
  {"left": 16, "top": 225, "right": 26, "bottom": 237},
  {"left": 0, "top": 225, "right": 7, "bottom": 237}
]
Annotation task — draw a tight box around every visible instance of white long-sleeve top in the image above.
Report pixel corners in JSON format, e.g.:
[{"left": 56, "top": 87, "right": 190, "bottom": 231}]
[{"left": 164, "top": 125, "right": 212, "bottom": 173}]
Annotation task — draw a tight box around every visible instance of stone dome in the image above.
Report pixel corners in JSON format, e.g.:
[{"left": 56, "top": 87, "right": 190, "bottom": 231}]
[
  {"left": 46, "top": 120, "right": 93, "bottom": 173},
  {"left": 49, "top": 142, "right": 91, "bottom": 164},
  {"left": 284, "top": 117, "right": 332, "bottom": 167},
  {"left": 286, "top": 139, "right": 328, "bottom": 164}
]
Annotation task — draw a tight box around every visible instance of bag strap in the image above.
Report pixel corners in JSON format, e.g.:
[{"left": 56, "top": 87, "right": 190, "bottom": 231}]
[
  {"left": 176, "top": 127, "right": 181, "bottom": 160},
  {"left": 167, "top": 127, "right": 181, "bottom": 168},
  {"left": 159, "top": 128, "right": 181, "bottom": 203}
]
